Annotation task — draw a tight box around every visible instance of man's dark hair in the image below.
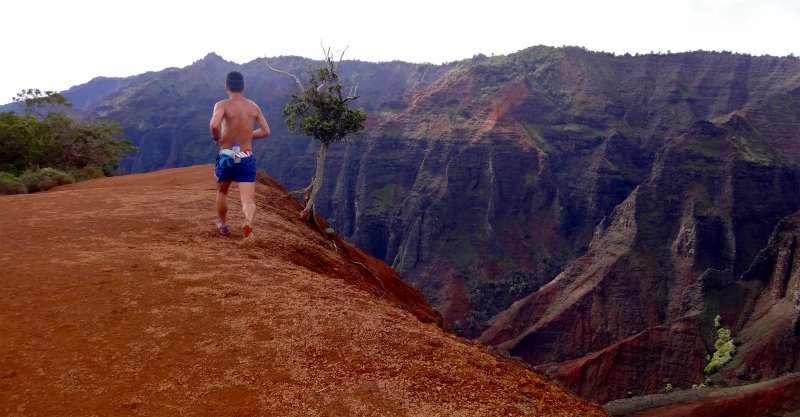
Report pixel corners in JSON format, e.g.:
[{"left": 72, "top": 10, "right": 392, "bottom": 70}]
[{"left": 226, "top": 71, "right": 244, "bottom": 93}]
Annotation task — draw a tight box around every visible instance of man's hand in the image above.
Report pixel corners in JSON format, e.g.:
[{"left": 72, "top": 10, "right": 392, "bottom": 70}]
[
  {"left": 210, "top": 102, "right": 224, "bottom": 139},
  {"left": 252, "top": 107, "right": 270, "bottom": 140},
  {"left": 213, "top": 138, "right": 221, "bottom": 146}
]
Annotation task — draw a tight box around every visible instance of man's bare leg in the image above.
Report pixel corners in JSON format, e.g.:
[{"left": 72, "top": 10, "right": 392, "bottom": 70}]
[
  {"left": 217, "top": 181, "right": 232, "bottom": 227},
  {"left": 238, "top": 182, "right": 256, "bottom": 244},
  {"left": 238, "top": 182, "right": 256, "bottom": 223}
]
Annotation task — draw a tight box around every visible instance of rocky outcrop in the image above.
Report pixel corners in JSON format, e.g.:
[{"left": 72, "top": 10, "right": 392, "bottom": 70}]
[
  {"left": 479, "top": 189, "right": 640, "bottom": 362},
  {"left": 479, "top": 111, "right": 800, "bottom": 402},
  {"left": 732, "top": 211, "right": 800, "bottom": 381},
  {"left": 547, "top": 316, "right": 707, "bottom": 404}
]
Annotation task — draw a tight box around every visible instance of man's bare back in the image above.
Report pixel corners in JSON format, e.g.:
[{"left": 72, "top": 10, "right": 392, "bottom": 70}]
[{"left": 210, "top": 95, "right": 270, "bottom": 150}]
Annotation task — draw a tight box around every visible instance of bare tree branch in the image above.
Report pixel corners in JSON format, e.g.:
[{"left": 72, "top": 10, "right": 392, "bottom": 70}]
[
  {"left": 264, "top": 57, "right": 305, "bottom": 92},
  {"left": 337, "top": 79, "right": 363, "bottom": 104},
  {"left": 351, "top": 80, "right": 360, "bottom": 97},
  {"left": 336, "top": 46, "right": 349, "bottom": 70},
  {"left": 320, "top": 41, "right": 331, "bottom": 63},
  {"left": 349, "top": 79, "right": 363, "bottom": 98},
  {"left": 319, "top": 42, "right": 344, "bottom": 88},
  {"left": 340, "top": 95, "right": 360, "bottom": 105}
]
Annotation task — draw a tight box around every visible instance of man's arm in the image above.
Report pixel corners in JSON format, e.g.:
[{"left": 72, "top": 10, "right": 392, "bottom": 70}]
[
  {"left": 252, "top": 107, "right": 271, "bottom": 140},
  {"left": 209, "top": 102, "right": 225, "bottom": 144}
]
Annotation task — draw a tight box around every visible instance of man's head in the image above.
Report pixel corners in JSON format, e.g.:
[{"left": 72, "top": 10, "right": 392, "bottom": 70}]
[{"left": 226, "top": 71, "right": 244, "bottom": 93}]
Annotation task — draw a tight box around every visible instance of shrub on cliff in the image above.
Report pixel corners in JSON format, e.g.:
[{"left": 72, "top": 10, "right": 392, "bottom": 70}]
[{"left": 705, "top": 327, "right": 735, "bottom": 374}]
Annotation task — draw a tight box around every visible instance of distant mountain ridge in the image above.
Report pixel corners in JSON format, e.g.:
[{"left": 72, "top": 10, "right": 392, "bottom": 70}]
[
  {"left": 0, "top": 71, "right": 160, "bottom": 114},
  {"left": 10, "top": 47, "right": 800, "bottom": 411}
]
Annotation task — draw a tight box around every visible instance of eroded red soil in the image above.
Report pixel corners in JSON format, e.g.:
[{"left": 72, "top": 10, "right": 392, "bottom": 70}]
[{"left": 0, "top": 165, "right": 607, "bottom": 416}]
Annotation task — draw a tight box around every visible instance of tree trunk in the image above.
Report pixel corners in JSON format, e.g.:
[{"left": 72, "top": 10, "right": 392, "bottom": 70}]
[{"left": 300, "top": 140, "right": 330, "bottom": 221}]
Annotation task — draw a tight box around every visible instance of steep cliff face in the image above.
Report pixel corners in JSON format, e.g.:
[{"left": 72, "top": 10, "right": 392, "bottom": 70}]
[
  {"left": 478, "top": 108, "right": 800, "bottom": 403},
  {"left": 317, "top": 49, "right": 800, "bottom": 341},
  {"left": 733, "top": 211, "right": 800, "bottom": 381}
]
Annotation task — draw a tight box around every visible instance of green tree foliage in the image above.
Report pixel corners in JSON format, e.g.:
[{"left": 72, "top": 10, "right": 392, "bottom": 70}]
[
  {"left": 705, "top": 327, "right": 735, "bottom": 374},
  {"left": 0, "top": 89, "right": 137, "bottom": 194},
  {"left": 13, "top": 89, "right": 72, "bottom": 118},
  {"left": 268, "top": 47, "right": 366, "bottom": 222},
  {"left": 282, "top": 64, "right": 367, "bottom": 145}
]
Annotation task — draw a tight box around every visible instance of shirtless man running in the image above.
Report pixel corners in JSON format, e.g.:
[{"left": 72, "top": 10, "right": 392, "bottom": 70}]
[{"left": 210, "top": 71, "right": 270, "bottom": 245}]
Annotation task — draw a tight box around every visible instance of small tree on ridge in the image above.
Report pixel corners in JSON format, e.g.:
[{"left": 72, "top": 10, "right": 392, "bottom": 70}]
[{"left": 266, "top": 45, "right": 367, "bottom": 225}]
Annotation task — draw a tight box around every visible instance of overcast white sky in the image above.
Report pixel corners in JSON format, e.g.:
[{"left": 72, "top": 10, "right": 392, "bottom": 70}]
[{"left": 2, "top": 0, "right": 799, "bottom": 105}]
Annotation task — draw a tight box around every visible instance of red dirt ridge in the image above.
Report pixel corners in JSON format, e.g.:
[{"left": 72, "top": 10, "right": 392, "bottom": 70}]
[{"left": 0, "top": 165, "right": 608, "bottom": 416}]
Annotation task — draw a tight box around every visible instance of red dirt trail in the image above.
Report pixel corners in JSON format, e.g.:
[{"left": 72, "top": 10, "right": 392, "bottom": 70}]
[{"left": 0, "top": 165, "right": 607, "bottom": 416}]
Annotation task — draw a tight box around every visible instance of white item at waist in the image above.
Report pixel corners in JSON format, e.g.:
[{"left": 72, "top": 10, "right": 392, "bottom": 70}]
[{"left": 220, "top": 149, "right": 252, "bottom": 158}]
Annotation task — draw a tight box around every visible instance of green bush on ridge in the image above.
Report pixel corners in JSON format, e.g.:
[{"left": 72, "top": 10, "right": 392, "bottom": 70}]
[
  {"left": 20, "top": 168, "right": 75, "bottom": 193},
  {"left": 0, "top": 89, "right": 136, "bottom": 194},
  {"left": 0, "top": 172, "right": 24, "bottom": 195}
]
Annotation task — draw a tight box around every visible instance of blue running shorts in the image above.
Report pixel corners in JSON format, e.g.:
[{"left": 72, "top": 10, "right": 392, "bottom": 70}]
[{"left": 215, "top": 155, "right": 257, "bottom": 183}]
